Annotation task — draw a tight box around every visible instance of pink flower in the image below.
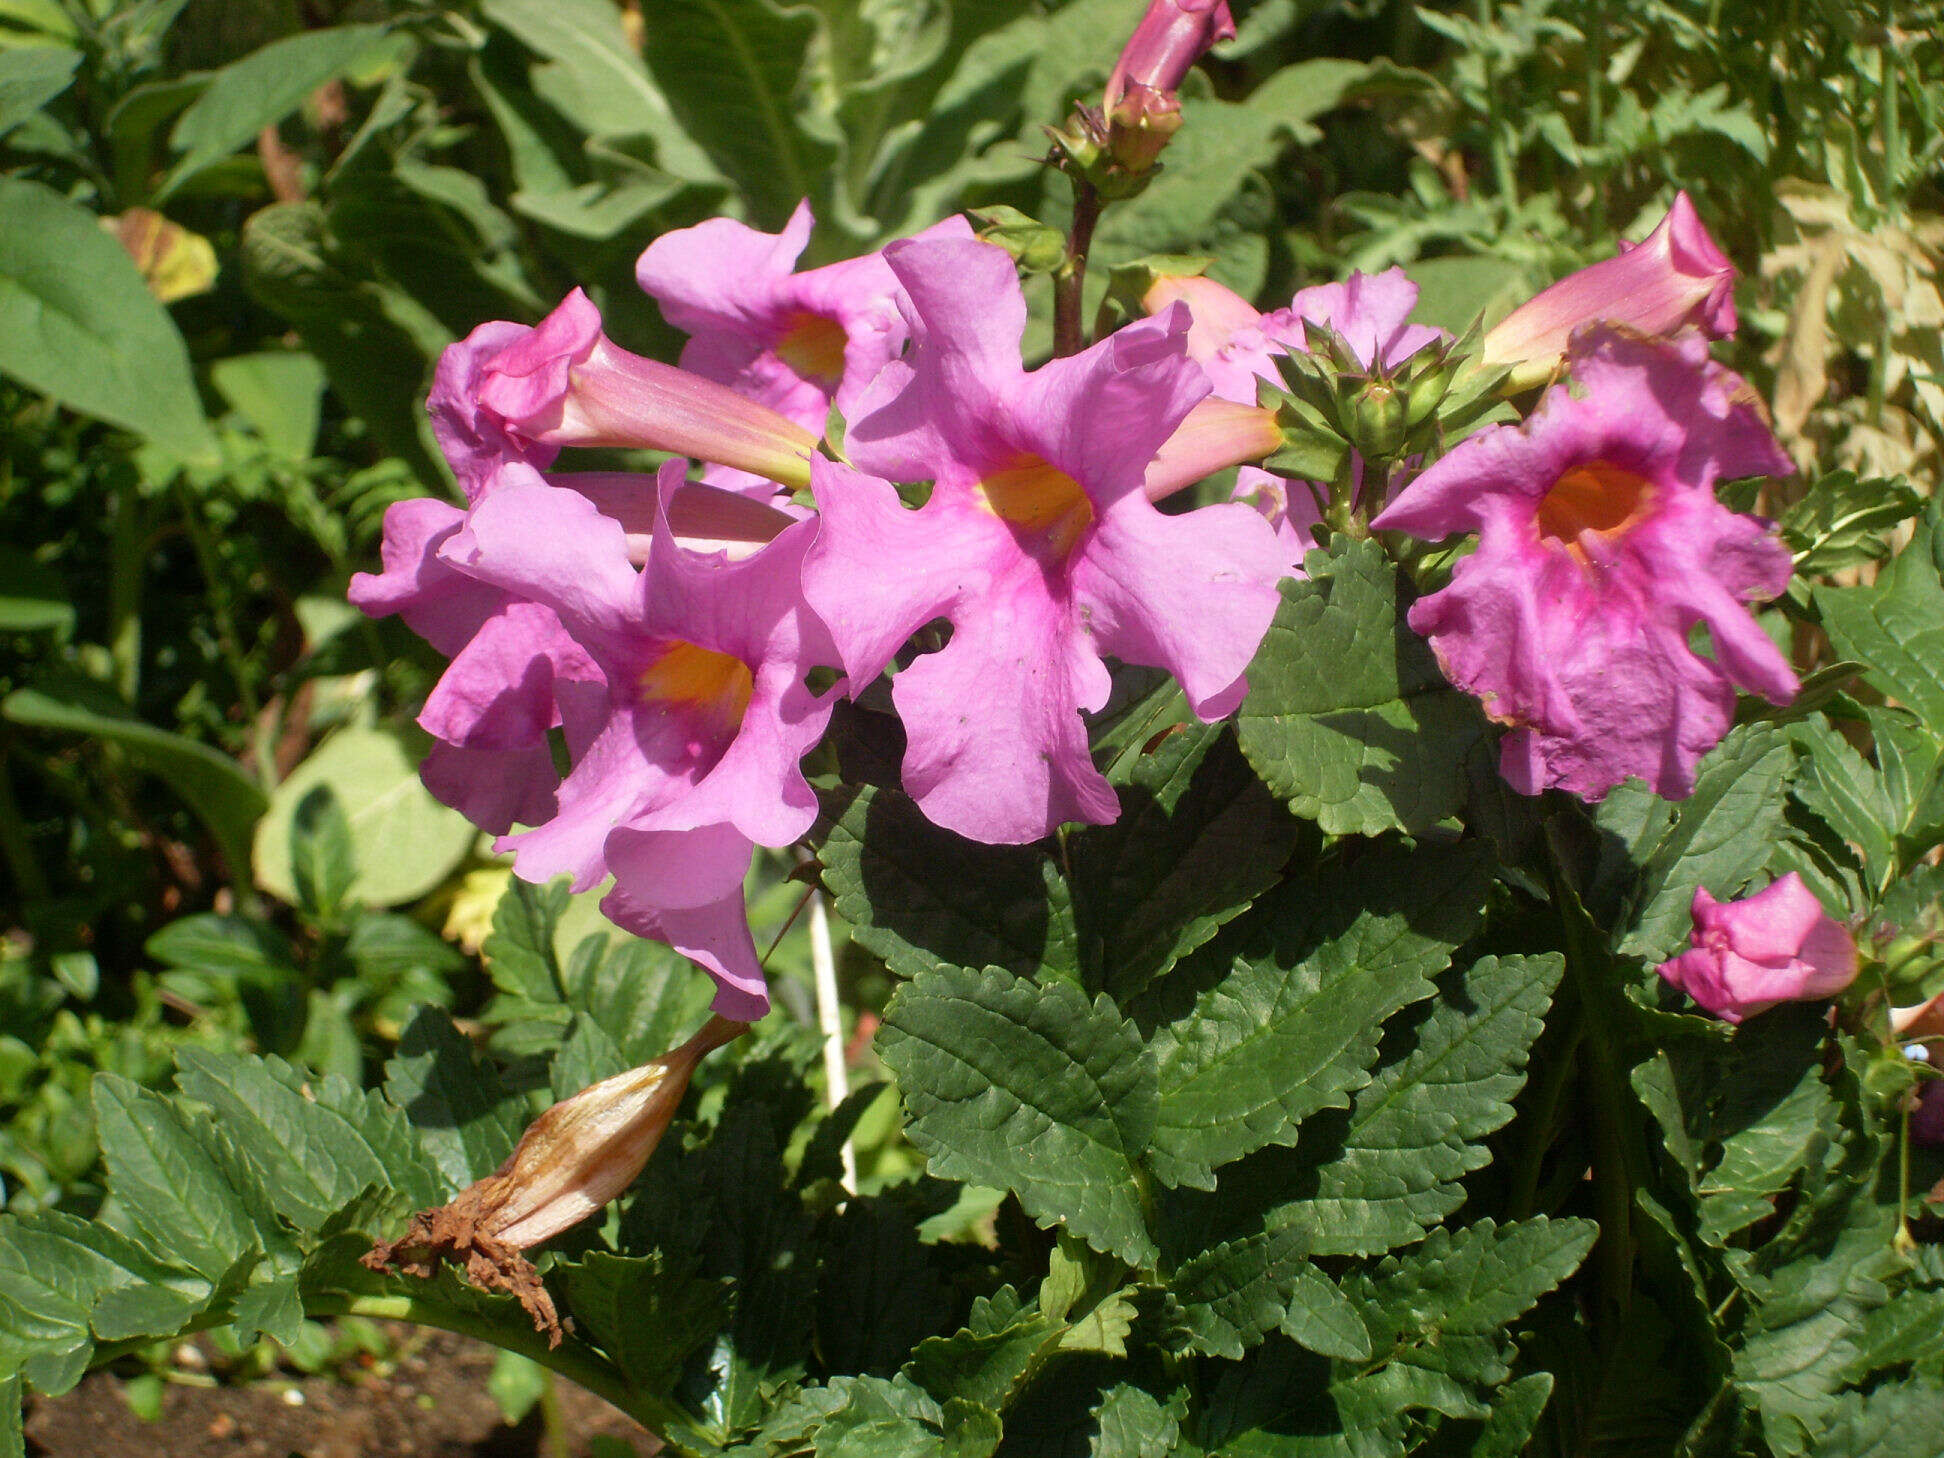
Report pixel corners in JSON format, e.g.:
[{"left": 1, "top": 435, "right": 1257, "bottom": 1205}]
[
  {"left": 440, "top": 461, "right": 838, "bottom": 1019},
  {"left": 1372, "top": 328, "right": 1797, "bottom": 801},
  {"left": 1483, "top": 192, "right": 1737, "bottom": 383},
  {"left": 1232, "top": 466, "right": 1321, "bottom": 576},
  {"left": 1657, "top": 874, "right": 1859, "bottom": 1023},
  {"left": 803, "top": 236, "right": 1285, "bottom": 844},
  {"left": 471, "top": 289, "right": 819, "bottom": 493},
  {"left": 636, "top": 204, "right": 972, "bottom": 437},
  {"left": 1104, "top": 0, "right": 1236, "bottom": 113},
  {"left": 1893, "top": 993, "right": 1944, "bottom": 1043},
  {"left": 429, "top": 321, "right": 560, "bottom": 500}
]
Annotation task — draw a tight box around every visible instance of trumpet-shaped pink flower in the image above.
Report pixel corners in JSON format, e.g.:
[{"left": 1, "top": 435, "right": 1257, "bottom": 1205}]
[
  {"left": 440, "top": 461, "right": 838, "bottom": 1019},
  {"left": 1104, "top": 0, "right": 1236, "bottom": 113},
  {"left": 470, "top": 289, "right": 819, "bottom": 493},
  {"left": 1656, "top": 874, "right": 1859, "bottom": 1024},
  {"left": 1372, "top": 328, "right": 1797, "bottom": 801},
  {"left": 636, "top": 204, "right": 972, "bottom": 438},
  {"left": 805, "top": 236, "right": 1285, "bottom": 844},
  {"left": 429, "top": 321, "right": 560, "bottom": 500},
  {"left": 1483, "top": 192, "right": 1737, "bottom": 382}
]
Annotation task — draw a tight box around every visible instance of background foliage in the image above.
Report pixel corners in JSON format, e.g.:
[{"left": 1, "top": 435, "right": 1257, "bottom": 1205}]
[{"left": 1, "top": 0, "right": 1941, "bottom": 1454}]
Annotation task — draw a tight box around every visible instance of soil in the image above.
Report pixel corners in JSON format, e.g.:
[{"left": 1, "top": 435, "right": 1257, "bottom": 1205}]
[{"left": 23, "top": 1329, "right": 659, "bottom": 1458}]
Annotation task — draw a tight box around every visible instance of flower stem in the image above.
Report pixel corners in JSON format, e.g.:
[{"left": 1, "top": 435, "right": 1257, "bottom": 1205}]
[{"left": 1053, "top": 181, "right": 1102, "bottom": 358}]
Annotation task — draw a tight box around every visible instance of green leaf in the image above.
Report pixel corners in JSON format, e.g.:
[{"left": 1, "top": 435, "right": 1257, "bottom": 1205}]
[
  {"left": 1780, "top": 471, "right": 1924, "bottom": 577},
  {"left": 904, "top": 1287, "right": 1060, "bottom": 1414},
  {"left": 559, "top": 935, "right": 716, "bottom": 1066},
  {"left": 1276, "top": 954, "right": 1562, "bottom": 1256},
  {"left": 641, "top": 0, "right": 838, "bottom": 231},
  {"left": 1089, "top": 1382, "right": 1181, "bottom": 1458},
  {"left": 1811, "top": 1379, "right": 1944, "bottom": 1457},
  {"left": 253, "top": 728, "right": 475, "bottom": 909},
  {"left": 383, "top": 1009, "right": 523, "bottom": 1190},
  {"left": 819, "top": 783, "right": 1079, "bottom": 985},
  {"left": 1167, "top": 1226, "right": 1367, "bottom": 1361},
  {"left": 1467, "top": 1371, "right": 1556, "bottom": 1458},
  {"left": 0, "top": 45, "right": 77, "bottom": 138},
  {"left": 1788, "top": 716, "right": 1895, "bottom": 889},
  {"left": 812, "top": 1374, "right": 948, "bottom": 1458},
  {"left": 89, "top": 1075, "right": 260, "bottom": 1283},
  {"left": 1237, "top": 539, "right": 1491, "bottom": 835},
  {"left": 4, "top": 680, "right": 264, "bottom": 879},
  {"left": 1840, "top": 1287, "right": 1944, "bottom": 1380},
  {"left": 1070, "top": 725, "right": 1301, "bottom": 1004},
  {"left": 481, "top": 0, "right": 717, "bottom": 181},
  {"left": 209, "top": 351, "right": 326, "bottom": 461},
  {"left": 1818, "top": 521, "right": 1944, "bottom": 738},
  {"left": 878, "top": 965, "right": 1158, "bottom": 1265},
  {"left": 554, "top": 1251, "right": 727, "bottom": 1391},
  {"left": 482, "top": 876, "right": 570, "bottom": 1003},
  {"left": 228, "top": 1272, "right": 303, "bottom": 1348},
  {"left": 1596, "top": 725, "right": 1797, "bottom": 961},
  {"left": 163, "top": 25, "right": 391, "bottom": 196},
  {"left": 0, "top": 180, "right": 214, "bottom": 459},
  {"left": 0, "top": 546, "right": 71, "bottom": 633},
  {"left": 289, "top": 784, "right": 356, "bottom": 924},
  {"left": 174, "top": 1047, "right": 444, "bottom": 1225},
  {"left": 1142, "top": 840, "right": 1490, "bottom": 1189},
  {"left": 0, "top": 1376, "right": 19, "bottom": 1458},
  {"left": 1352, "top": 1218, "right": 1598, "bottom": 1394}
]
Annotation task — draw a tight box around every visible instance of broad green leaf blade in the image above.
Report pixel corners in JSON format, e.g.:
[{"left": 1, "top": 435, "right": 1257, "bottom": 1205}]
[
  {"left": 818, "top": 783, "right": 1079, "bottom": 985},
  {"left": 4, "top": 681, "right": 264, "bottom": 878},
  {"left": 209, "top": 351, "right": 326, "bottom": 461},
  {"left": 879, "top": 965, "right": 1158, "bottom": 1265},
  {"left": 1069, "top": 725, "right": 1301, "bottom": 1004},
  {"left": 1817, "top": 521, "right": 1944, "bottom": 737},
  {"left": 560, "top": 935, "right": 716, "bottom": 1066},
  {"left": 1839, "top": 1288, "right": 1944, "bottom": 1380},
  {"left": 1167, "top": 1226, "right": 1364, "bottom": 1361},
  {"left": 0, "top": 45, "right": 77, "bottom": 138},
  {"left": 640, "top": 0, "right": 835, "bottom": 231},
  {"left": 1351, "top": 1218, "right": 1597, "bottom": 1393},
  {"left": 1143, "top": 840, "right": 1490, "bottom": 1188},
  {"left": 253, "top": 728, "right": 475, "bottom": 908},
  {"left": 163, "top": 25, "right": 391, "bottom": 196},
  {"left": 383, "top": 1009, "right": 524, "bottom": 1190},
  {"left": 89, "top": 1075, "right": 260, "bottom": 1283},
  {"left": 554, "top": 1251, "right": 728, "bottom": 1391},
  {"left": 1089, "top": 1382, "right": 1181, "bottom": 1458},
  {"left": 1279, "top": 954, "right": 1562, "bottom": 1256},
  {"left": 1788, "top": 716, "right": 1894, "bottom": 889},
  {"left": 1237, "top": 539, "right": 1491, "bottom": 835},
  {"left": 174, "top": 1048, "right": 445, "bottom": 1224},
  {"left": 904, "top": 1288, "right": 1059, "bottom": 1414},
  {"left": 0, "top": 177, "right": 216, "bottom": 462},
  {"left": 1597, "top": 724, "right": 1797, "bottom": 962}
]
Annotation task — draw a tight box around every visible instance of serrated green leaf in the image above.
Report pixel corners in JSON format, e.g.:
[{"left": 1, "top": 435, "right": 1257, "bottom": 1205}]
[
  {"left": 1143, "top": 840, "right": 1490, "bottom": 1189},
  {"left": 1168, "top": 1225, "right": 1356, "bottom": 1361},
  {"left": 560, "top": 935, "right": 716, "bottom": 1066},
  {"left": 1071, "top": 725, "right": 1301, "bottom": 1004},
  {"left": 1237, "top": 539, "right": 1491, "bottom": 835},
  {"left": 1277, "top": 954, "right": 1561, "bottom": 1255},
  {"left": 1353, "top": 1218, "right": 1598, "bottom": 1394},
  {"left": 1090, "top": 1382, "right": 1181, "bottom": 1458},
  {"left": 163, "top": 25, "right": 390, "bottom": 196},
  {"left": 483, "top": 876, "right": 570, "bottom": 1004},
  {"left": 879, "top": 965, "right": 1157, "bottom": 1265},
  {"left": 1466, "top": 1371, "right": 1556, "bottom": 1458},
  {"left": 90, "top": 1075, "right": 260, "bottom": 1283},
  {"left": 1840, "top": 1288, "right": 1944, "bottom": 1381},
  {"left": 819, "top": 783, "right": 1078, "bottom": 985},
  {"left": 228, "top": 1272, "right": 303, "bottom": 1348},
  {"left": 0, "top": 178, "right": 217, "bottom": 462},
  {"left": 1788, "top": 716, "right": 1895, "bottom": 889},
  {"left": 905, "top": 1287, "right": 1060, "bottom": 1414},
  {"left": 1818, "top": 523, "right": 1944, "bottom": 738},
  {"left": 1598, "top": 725, "right": 1797, "bottom": 961},
  {"left": 1809, "top": 1378, "right": 1944, "bottom": 1458},
  {"left": 383, "top": 1009, "right": 523, "bottom": 1190},
  {"left": 813, "top": 1374, "right": 948, "bottom": 1458},
  {"left": 554, "top": 1251, "right": 728, "bottom": 1391}
]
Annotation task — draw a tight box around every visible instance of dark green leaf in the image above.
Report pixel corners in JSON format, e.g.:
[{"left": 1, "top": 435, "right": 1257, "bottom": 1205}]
[
  {"left": 1237, "top": 539, "right": 1491, "bottom": 835},
  {"left": 383, "top": 1009, "right": 523, "bottom": 1190},
  {"left": 1810, "top": 1378, "right": 1944, "bottom": 1457},
  {"left": 289, "top": 784, "right": 356, "bottom": 924},
  {"left": 879, "top": 965, "right": 1157, "bottom": 1265},
  {"left": 0, "top": 547, "right": 71, "bottom": 634},
  {"left": 1818, "top": 521, "right": 1944, "bottom": 738},
  {"left": 1070, "top": 725, "right": 1301, "bottom": 1004},
  {"left": 0, "top": 45, "right": 76, "bottom": 138},
  {"left": 1167, "top": 1226, "right": 1366, "bottom": 1361},
  {"left": 1089, "top": 1382, "right": 1181, "bottom": 1458},
  {"left": 819, "top": 783, "right": 1078, "bottom": 985},
  {"left": 554, "top": 1251, "right": 728, "bottom": 1391},
  {"left": 1142, "top": 840, "right": 1490, "bottom": 1188}
]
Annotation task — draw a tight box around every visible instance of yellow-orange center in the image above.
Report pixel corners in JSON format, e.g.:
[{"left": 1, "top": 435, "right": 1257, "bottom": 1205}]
[
  {"left": 977, "top": 456, "right": 1096, "bottom": 560},
  {"left": 1535, "top": 461, "right": 1654, "bottom": 557},
  {"left": 774, "top": 312, "right": 848, "bottom": 387},
  {"left": 640, "top": 642, "right": 754, "bottom": 733}
]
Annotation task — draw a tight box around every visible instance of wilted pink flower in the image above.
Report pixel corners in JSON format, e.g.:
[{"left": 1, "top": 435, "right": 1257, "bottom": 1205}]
[
  {"left": 471, "top": 289, "right": 819, "bottom": 492},
  {"left": 805, "top": 237, "right": 1284, "bottom": 844},
  {"left": 440, "top": 461, "right": 838, "bottom": 1018},
  {"left": 1372, "top": 329, "right": 1797, "bottom": 801},
  {"left": 1483, "top": 192, "right": 1737, "bottom": 384},
  {"left": 637, "top": 204, "right": 971, "bottom": 438},
  {"left": 1657, "top": 874, "right": 1859, "bottom": 1024}
]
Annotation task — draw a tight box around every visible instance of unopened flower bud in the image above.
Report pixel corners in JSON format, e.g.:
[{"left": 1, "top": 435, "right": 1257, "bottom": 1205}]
[
  {"left": 1103, "top": 0, "right": 1236, "bottom": 111},
  {"left": 1346, "top": 380, "right": 1407, "bottom": 462},
  {"left": 1656, "top": 874, "right": 1859, "bottom": 1024},
  {"left": 1144, "top": 397, "right": 1283, "bottom": 500}
]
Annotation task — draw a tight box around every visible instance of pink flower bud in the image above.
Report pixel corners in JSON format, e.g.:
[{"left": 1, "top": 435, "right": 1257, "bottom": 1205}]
[
  {"left": 1482, "top": 192, "right": 1737, "bottom": 384},
  {"left": 1657, "top": 874, "right": 1859, "bottom": 1025},
  {"left": 476, "top": 290, "right": 819, "bottom": 490},
  {"left": 1104, "top": 0, "right": 1236, "bottom": 111},
  {"left": 1144, "top": 397, "right": 1283, "bottom": 500}
]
